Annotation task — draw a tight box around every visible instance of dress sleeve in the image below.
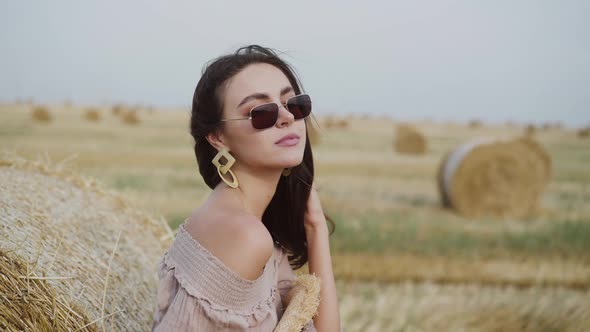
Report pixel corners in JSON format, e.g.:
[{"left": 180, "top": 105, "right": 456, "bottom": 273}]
[
  {"left": 276, "top": 249, "right": 318, "bottom": 332},
  {"left": 151, "top": 226, "right": 281, "bottom": 331}
]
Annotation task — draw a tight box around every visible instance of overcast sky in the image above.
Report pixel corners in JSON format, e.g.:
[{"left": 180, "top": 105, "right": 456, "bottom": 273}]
[{"left": 1, "top": 1, "right": 588, "bottom": 126}]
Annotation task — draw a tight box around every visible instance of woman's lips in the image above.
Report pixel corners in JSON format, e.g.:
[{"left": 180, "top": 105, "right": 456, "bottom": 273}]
[
  {"left": 275, "top": 137, "right": 300, "bottom": 147},
  {"left": 275, "top": 133, "right": 300, "bottom": 146}
]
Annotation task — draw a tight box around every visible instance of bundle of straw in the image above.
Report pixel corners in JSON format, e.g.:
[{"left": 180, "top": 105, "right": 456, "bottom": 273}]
[
  {"left": 437, "top": 137, "right": 551, "bottom": 218},
  {"left": 274, "top": 274, "right": 321, "bottom": 332},
  {"left": 0, "top": 154, "right": 172, "bottom": 331},
  {"left": 393, "top": 124, "right": 427, "bottom": 155}
]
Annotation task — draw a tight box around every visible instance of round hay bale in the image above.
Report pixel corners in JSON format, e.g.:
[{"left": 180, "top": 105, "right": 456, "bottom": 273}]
[
  {"left": 0, "top": 154, "right": 172, "bottom": 331},
  {"left": 525, "top": 124, "right": 536, "bottom": 136},
  {"left": 468, "top": 120, "right": 482, "bottom": 128},
  {"left": 394, "top": 124, "right": 427, "bottom": 155},
  {"left": 84, "top": 108, "right": 101, "bottom": 122},
  {"left": 121, "top": 110, "right": 140, "bottom": 125},
  {"left": 112, "top": 104, "right": 124, "bottom": 116},
  {"left": 577, "top": 127, "right": 590, "bottom": 138},
  {"left": 336, "top": 118, "right": 349, "bottom": 129},
  {"left": 437, "top": 137, "right": 551, "bottom": 218},
  {"left": 31, "top": 106, "right": 52, "bottom": 123}
]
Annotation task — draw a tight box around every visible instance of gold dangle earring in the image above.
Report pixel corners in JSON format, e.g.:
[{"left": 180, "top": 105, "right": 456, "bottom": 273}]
[
  {"left": 212, "top": 147, "right": 239, "bottom": 188},
  {"left": 282, "top": 168, "right": 291, "bottom": 176}
]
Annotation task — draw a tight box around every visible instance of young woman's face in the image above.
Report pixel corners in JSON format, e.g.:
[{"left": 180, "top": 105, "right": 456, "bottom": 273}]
[{"left": 218, "top": 63, "right": 307, "bottom": 172}]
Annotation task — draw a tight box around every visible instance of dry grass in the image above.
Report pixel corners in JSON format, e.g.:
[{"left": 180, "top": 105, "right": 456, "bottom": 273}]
[
  {"left": 337, "top": 280, "right": 590, "bottom": 331},
  {"left": 1, "top": 104, "right": 589, "bottom": 331}
]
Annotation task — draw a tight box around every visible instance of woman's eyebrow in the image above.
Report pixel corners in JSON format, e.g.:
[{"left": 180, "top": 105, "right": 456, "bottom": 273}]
[{"left": 236, "top": 86, "right": 294, "bottom": 109}]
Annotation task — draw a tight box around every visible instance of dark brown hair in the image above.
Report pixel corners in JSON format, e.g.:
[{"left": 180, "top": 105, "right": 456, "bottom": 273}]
[{"left": 190, "top": 45, "right": 334, "bottom": 269}]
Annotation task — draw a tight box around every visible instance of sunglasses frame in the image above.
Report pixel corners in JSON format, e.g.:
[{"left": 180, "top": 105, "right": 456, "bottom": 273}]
[{"left": 220, "top": 93, "right": 311, "bottom": 129}]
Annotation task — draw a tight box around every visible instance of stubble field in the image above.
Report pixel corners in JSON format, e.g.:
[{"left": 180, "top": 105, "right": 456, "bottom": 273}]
[{"left": 1, "top": 103, "right": 589, "bottom": 331}]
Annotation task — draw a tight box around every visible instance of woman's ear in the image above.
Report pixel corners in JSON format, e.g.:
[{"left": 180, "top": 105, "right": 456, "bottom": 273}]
[{"left": 206, "top": 129, "right": 225, "bottom": 151}]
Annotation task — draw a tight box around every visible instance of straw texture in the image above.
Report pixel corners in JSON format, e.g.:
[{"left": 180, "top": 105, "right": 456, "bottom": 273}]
[
  {"left": 438, "top": 137, "right": 551, "bottom": 218},
  {"left": 0, "top": 153, "right": 172, "bottom": 331},
  {"left": 275, "top": 274, "right": 321, "bottom": 332}
]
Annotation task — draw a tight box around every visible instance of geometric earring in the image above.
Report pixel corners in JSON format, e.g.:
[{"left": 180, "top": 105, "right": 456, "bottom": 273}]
[{"left": 211, "top": 146, "right": 239, "bottom": 188}]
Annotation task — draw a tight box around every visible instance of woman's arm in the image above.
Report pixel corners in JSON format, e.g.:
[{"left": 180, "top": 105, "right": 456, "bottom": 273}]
[{"left": 304, "top": 182, "right": 341, "bottom": 331}]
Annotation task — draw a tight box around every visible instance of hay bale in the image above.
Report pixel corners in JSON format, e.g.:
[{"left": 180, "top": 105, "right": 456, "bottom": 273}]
[
  {"left": 0, "top": 154, "right": 172, "bottom": 331},
  {"left": 437, "top": 137, "right": 551, "bottom": 218},
  {"left": 336, "top": 119, "right": 349, "bottom": 129},
  {"left": 121, "top": 110, "right": 140, "bottom": 125},
  {"left": 31, "top": 106, "right": 52, "bottom": 123},
  {"left": 112, "top": 104, "right": 124, "bottom": 116},
  {"left": 525, "top": 124, "right": 536, "bottom": 136},
  {"left": 577, "top": 127, "right": 590, "bottom": 138},
  {"left": 84, "top": 108, "right": 101, "bottom": 122},
  {"left": 468, "top": 120, "right": 483, "bottom": 128},
  {"left": 275, "top": 274, "right": 320, "bottom": 332},
  {"left": 394, "top": 124, "right": 427, "bottom": 155}
]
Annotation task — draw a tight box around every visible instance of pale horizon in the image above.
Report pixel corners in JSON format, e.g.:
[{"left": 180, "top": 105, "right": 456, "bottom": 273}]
[{"left": 2, "top": 1, "right": 588, "bottom": 127}]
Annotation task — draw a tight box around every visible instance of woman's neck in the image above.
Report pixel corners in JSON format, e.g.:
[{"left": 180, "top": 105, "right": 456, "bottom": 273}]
[{"left": 211, "top": 168, "right": 282, "bottom": 221}]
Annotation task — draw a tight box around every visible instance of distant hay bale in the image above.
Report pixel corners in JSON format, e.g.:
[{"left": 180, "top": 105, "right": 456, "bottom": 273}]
[
  {"left": 577, "top": 127, "right": 590, "bottom": 138},
  {"left": 31, "top": 106, "right": 52, "bottom": 123},
  {"left": 468, "top": 120, "right": 483, "bottom": 128},
  {"left": 336, "top": 119, "right": 349, "bottom": 129},
  {"left": 0, "top": 154, "right": 172, "bottom": 331},
  {"left": 525, "top": 124, "right": 536, "bottom": 136},
  {"left": 112, "top": 104, "right": 124, "bottom": 116},
  {"left": 394, "top": 124, "right": 427, "bottom": 155},
  {"left": 437, "top": 137, "right": 551, "bottom": 218},
  {"left": 84, "top": 108, "right": 101, "bottom": 122},
  {"left": 121, "top": 110, "right": 140, "bottom": 125}
]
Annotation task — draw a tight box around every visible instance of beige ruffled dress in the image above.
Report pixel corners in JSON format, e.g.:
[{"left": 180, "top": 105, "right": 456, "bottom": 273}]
[{"left": 152, "top": 224, "right": 317, "bottom": 331}]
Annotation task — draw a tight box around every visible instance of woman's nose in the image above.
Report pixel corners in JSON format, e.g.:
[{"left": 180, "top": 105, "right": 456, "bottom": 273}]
[{"left": 276, "top": 103, "right": 294, "bottom": 127}]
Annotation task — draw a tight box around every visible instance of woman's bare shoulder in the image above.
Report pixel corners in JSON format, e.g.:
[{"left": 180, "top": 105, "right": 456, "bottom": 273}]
[{"left": 184, "top": 209, "right": 275, "bottom": 281}]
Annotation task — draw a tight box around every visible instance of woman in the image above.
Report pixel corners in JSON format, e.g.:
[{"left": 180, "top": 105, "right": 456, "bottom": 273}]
[{"left": 152, "top": 45, "right": 341, "bottom": 331}]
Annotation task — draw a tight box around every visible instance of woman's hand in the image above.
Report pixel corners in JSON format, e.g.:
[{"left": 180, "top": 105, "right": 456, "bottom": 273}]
[{"left": 303, "top": 181, "right": 328, "bottom": 232}]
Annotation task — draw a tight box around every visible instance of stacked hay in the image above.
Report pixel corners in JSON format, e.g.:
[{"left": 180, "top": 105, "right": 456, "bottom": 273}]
[
  {"left": 0, "top": 154, "right": 172, "bottom": 331},
  {"left": 578, "top": 127, "right": 590, "bottom": 138},
  {"left": 525, "top": 124, "right": 536, "bottom": 136},
  {"left": 394, "top": 124, "right": 427, "bottom": 155},
  {"left": 121, "top": 110, "right": 140, "bottom": 125},
  {"left": 84, "top": 108, "right": 101, "bottom": 122},
  {"left": 31, "top": 106, "right": 52, "bottom": 123},
  {"left": 437, "top": 137, "right": 551, "bottom": 218},
  {"left": 112, "top": 104, "right": 124, "bottom": 116},
  {"left": 468, "top": 120, "right": 482, "bottom": 128}
]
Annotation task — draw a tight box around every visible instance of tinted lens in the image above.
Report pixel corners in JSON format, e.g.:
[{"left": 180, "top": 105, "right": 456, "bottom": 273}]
[
  {"left": 286, "top": 94, "right": 312, "bottom": 119},
  {"left": 251, "top": 103, "right": 278, "bottom": 129}
]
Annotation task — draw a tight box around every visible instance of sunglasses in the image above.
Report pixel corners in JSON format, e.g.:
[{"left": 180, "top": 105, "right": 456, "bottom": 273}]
[{"left": 220, "top": 94, "right": 312, "bottom": 129}]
